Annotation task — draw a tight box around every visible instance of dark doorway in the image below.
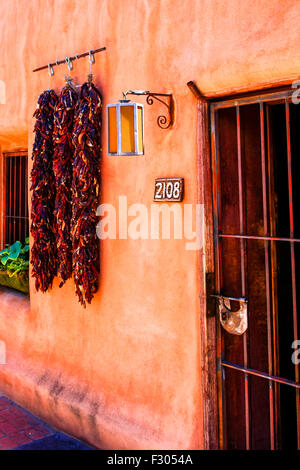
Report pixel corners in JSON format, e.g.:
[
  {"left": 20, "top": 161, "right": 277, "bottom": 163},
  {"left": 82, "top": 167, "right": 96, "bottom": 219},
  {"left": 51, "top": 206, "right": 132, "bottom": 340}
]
[{"left": 211, "top": 90, "right": 300, "bottom": 450}]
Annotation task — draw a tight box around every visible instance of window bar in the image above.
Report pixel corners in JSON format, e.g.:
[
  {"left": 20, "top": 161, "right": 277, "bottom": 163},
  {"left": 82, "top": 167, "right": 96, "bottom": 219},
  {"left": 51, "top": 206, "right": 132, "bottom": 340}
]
[
  {"left": 25, "top": 155, "right": 28, "bottom": 241},
  {"left": 17, "top": 156, "right": 19, "bottom": 238},
  {"left": 218, "top": 122, "right": 227, "bottom": 451},
  {"left": 219, "top": 234, "right": 300, "bottom": 243},
  {"left": 285, "top": 100, "right": 300, "bottom": 449},
  {"left": 8, "top": 156, "right": 12, "bottom": 245},
  {"left": 211, "top": 111, "right": 221, "bottom": 296},
  {"left": 22, "top": 156, "right": 25, "bottom": 242},
  {"left": 266, "top": 104, "right": 281, "bottom": 450},
  {"left": 19, "top": 156, "right": 22, "bottom": 241},
  {"left": 12, "top": 156, "right": 14, "bottom": 242},
  {"left": 2, "top": 156, "right": 5, "bottom": 249},
  {"left": 13, "top": 155, "right": 17, "bottom": 243},
  {"left": 260, "top": 102, "right": 275, "bottom": 449},
  {"left": 236, "top": 106, "right": 250, "bottom": 449},
  {"left": 222, "top": 361, "right": 300, "bottom": 388},
  {"left": 23, "top": 155, "right": 25, "bottom": 241},
  {"left": 211, "top": 109, "right": 227, "bottom": 449}
]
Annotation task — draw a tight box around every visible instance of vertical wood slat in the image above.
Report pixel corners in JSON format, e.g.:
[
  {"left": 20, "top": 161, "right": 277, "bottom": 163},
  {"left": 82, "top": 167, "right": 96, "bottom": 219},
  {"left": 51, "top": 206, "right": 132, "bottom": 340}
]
[
  {"left": 260, "top": 102, "right": 275, "bottom": 449},
  {"left": 266, "top": 104, "right": 281, "bottom": 449},
  {"left": 211, "top": 107, "right": 227, "bottom": 450},
  {"left": 285, "top": 101, "right": 300, "bottom": 450},
  {"left": 196, "top": 98, "right": 219, "bottom": 449},
  {"left": 236, "top": 106, "right": 250, "bottom": 450},
  {"left": 211, "top": 106, "right": 227, "bottom": 450}
]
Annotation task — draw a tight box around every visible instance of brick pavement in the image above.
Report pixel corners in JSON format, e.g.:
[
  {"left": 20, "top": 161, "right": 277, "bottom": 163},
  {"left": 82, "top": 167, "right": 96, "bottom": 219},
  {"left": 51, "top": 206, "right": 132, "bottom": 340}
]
[{"left": 0, "top": 394, "right": 92, "bottom": 450}]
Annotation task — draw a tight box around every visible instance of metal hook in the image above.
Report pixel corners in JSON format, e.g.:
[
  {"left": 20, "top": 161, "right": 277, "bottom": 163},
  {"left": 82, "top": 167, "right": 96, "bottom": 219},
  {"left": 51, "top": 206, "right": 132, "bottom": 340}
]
[
  {"left": 88, "top": 50, "right": 95, "bottom": 64},
  {"left": 48, "top": 63, "right": 54, "bottom": 77},
  {"left": 65, "top": 57, "right": 73, "bottom": 72},
  {"left": 87, "top": 50, "right": 95, "bottom": 80},
  {"left": 48, "top": 64, "right": 54, "bottom": 90}
]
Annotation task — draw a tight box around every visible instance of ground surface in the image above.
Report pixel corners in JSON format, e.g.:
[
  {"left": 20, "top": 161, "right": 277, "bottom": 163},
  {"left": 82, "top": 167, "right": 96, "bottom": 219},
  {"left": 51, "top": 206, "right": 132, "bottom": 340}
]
[{"left": 0, "top": 394, "right": 93, "bottom": 450}]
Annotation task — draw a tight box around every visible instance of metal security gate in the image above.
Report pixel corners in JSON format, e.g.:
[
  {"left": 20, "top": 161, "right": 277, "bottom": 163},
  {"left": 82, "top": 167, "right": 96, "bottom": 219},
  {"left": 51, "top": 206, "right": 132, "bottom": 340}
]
[{"left": 211, "top": 89, "right": 300, "bottom": 450}]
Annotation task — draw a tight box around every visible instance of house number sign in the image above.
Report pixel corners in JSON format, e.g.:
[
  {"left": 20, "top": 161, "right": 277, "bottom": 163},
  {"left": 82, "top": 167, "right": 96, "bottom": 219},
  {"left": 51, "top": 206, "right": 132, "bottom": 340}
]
[{"left": 153, "top": 177, "right": 184, "bottom": 202}]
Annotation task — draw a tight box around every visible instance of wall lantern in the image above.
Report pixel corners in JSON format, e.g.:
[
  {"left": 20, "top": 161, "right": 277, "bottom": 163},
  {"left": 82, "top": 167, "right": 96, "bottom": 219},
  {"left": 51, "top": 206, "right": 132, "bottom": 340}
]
[{"left": 107, "top": 90, "right": 174, "bottom": 156}]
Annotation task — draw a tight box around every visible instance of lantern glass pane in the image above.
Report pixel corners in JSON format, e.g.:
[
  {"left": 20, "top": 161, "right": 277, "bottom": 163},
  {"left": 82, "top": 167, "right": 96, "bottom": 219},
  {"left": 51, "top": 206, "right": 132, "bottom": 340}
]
[
  {"left": 121, "top": 105, "right": 135, "bottom": 153},
  {"left": 108, "top": 106, "right": 118, "bottom": 153},
  {"left": 137, "top": 106, "right": 143, "bottom": 154}
]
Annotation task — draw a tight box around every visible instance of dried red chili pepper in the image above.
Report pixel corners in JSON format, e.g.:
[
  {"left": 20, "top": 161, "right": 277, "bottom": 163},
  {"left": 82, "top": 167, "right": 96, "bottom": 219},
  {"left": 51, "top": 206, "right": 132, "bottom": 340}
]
[
  {"left": 30, "top": 89, "right": 58, "bottom": 292},
  {"left": 71, "top": 81, "right": 102, "bottom": 306},
  {"left": 53, "top": 85, "right": 78, "bottom": 287}
]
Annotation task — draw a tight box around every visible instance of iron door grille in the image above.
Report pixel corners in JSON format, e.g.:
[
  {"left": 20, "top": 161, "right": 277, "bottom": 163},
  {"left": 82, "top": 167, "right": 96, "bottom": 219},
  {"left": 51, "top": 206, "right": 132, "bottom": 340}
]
[{"left": 211, "top": 89, "right": 300, "bottom": 450}]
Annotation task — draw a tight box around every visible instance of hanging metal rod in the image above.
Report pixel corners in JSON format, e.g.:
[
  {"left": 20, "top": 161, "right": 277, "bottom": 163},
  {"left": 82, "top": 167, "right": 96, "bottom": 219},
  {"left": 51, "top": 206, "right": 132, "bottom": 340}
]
[{"left": 32, "top": 47, "right": 106, "bottom": 72}]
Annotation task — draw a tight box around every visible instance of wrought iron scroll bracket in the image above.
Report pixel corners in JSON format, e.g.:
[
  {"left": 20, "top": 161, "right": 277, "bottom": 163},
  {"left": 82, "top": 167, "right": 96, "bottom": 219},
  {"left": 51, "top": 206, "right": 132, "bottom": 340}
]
[
  {"left": 123, "top": 91, "right": 174, "bottom": 129},
  {"left": 211, "top": 294, "right": 248, "bottom": 336},
  {"left": 145, "top": 93, "right": 174, "bottom": 129}
]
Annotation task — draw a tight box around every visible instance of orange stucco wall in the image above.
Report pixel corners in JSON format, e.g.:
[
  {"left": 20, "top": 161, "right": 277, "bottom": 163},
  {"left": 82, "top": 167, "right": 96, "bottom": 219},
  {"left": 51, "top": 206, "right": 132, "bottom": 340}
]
[{"left": 0, "top": 0, "right": 300, "bottom": 450}]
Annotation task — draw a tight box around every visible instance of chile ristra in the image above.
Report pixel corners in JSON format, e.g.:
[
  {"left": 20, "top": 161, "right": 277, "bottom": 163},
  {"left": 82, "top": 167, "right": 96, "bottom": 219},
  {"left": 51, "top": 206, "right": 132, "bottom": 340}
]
[
  {"left": 71, "top": 81, "right": 102, "bottom": 307},
  {"left": 53, "top": 85, "right": 78, "bottom": 287},
  {"left": 30, "top": 90, "right": 58, "bottom": 292}
]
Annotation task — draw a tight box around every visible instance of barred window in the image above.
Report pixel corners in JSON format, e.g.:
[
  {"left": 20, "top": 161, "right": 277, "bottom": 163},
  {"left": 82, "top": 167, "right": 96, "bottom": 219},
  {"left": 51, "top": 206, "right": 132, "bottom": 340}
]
[{"left": 2, "top": 151, "right": 28, "bottom": 246}]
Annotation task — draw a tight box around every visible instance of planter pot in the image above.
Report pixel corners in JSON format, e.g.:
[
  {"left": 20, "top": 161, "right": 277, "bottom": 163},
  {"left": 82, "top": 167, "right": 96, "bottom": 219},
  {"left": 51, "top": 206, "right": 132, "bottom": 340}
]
[{"left": 0, "top": 270, "right": 29, "bottom": 294}]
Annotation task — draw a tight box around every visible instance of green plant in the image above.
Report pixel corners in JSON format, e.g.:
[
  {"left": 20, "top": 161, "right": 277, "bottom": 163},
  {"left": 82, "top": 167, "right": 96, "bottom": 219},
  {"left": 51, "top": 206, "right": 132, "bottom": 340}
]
[{"left": 0, "top": 238, "right": 29, "bottom": 278}]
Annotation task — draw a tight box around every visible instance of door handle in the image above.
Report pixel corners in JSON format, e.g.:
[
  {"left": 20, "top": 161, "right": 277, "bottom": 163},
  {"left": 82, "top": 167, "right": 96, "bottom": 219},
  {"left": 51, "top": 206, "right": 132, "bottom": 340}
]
[{"left": 211, "top": 295, "right": 248, "bottom": 335}]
